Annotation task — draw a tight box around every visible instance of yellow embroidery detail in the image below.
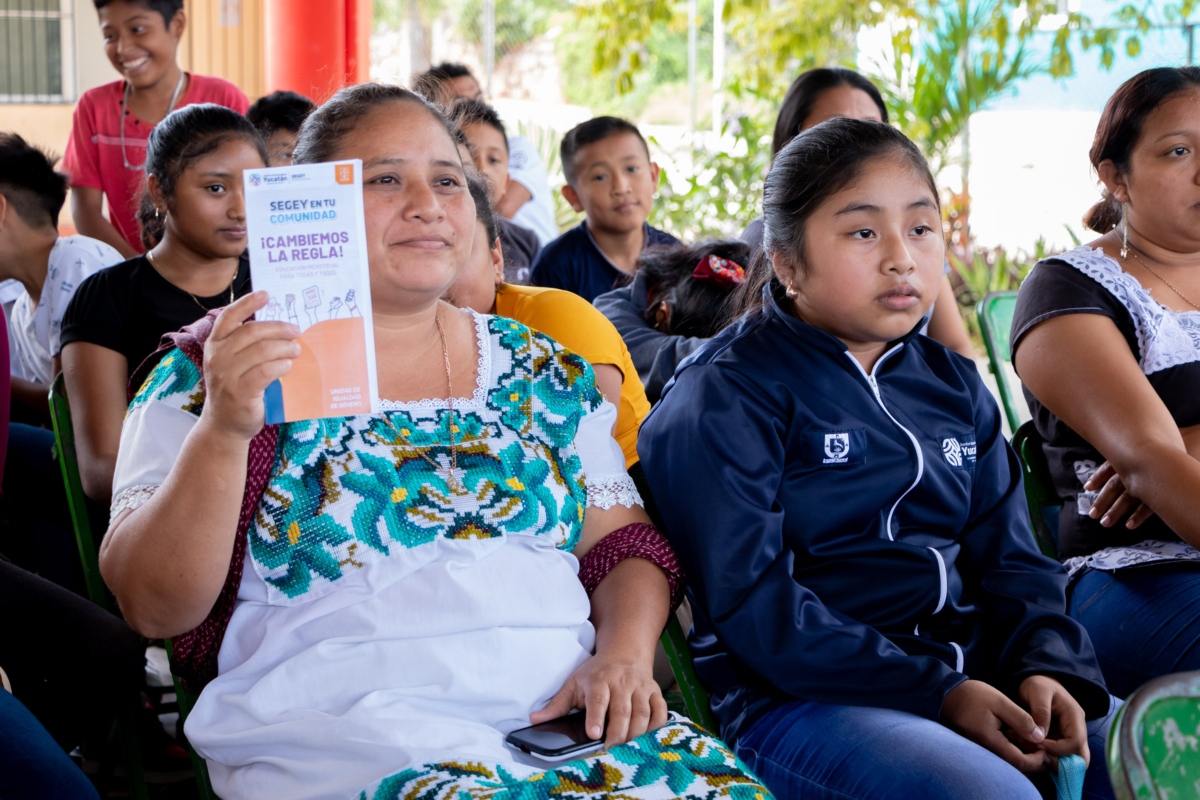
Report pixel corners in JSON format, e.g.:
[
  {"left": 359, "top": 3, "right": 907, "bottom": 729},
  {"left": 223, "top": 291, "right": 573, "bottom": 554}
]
[
  {"left": 510, "top": 393, "right": 519, "bottom": 401},
  {"left": 286, "top": 521, "right": 301, "bottom": 545},
  {"left": 506, "top": 477, "right": 525, "bottom": 491},
  {"left": 391, "top": 487, "right": 407, "bottom": 503},
  {"left": 659, "top": 752, "right": 683, "bottom": 762}
]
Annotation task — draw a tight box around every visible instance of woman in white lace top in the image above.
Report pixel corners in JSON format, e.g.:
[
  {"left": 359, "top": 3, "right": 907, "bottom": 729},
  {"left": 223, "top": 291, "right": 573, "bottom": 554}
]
[
  {"left": 93, "top": 84, "right": 767, "bottom": 800},
  {"left": 1012, "top": 66, "right": 1200, "bottom": 697}
]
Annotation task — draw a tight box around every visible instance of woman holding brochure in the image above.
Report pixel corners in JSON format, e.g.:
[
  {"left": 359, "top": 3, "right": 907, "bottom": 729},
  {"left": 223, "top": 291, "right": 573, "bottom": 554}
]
[{"left": 97, "top": 84, "right": 768, "bottom": 800}]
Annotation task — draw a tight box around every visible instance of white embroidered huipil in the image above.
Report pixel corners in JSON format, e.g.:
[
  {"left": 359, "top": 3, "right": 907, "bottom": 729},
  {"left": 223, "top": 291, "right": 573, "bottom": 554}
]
[{"left": 110, "top": 311, "right": 643, "bottom": 800}]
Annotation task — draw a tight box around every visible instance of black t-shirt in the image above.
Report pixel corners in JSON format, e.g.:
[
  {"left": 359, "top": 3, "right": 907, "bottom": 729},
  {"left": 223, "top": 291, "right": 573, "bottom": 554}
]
[
  {"left": 498, "top": 217, "right": 540, "bottom": 285},
  {"left": 1011, "top": 247, "right": 1200, "bottom": 558},
  {"left": 60, "top": 253, "right": 252, "bottom": 378}
]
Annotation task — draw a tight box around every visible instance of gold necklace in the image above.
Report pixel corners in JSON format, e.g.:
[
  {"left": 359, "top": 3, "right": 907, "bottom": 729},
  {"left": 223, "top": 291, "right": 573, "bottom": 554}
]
[
  {"left": 145, "top": 249, "right": 238, "bottom": 311},
  {"left": 1124, "top": 245, "right": 1200, "bottom": 312},
  {"left": 378, "top": 311, "right": 463, "bottom": 494}
]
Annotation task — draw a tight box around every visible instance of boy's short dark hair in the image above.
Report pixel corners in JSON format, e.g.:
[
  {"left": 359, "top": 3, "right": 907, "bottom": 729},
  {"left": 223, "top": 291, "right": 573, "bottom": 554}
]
[
  {"left": 560, "top": 116, "right": 649, "bottom": 187},
  {"left": 449, "top": 98, "right": 508, "bottom": 153},
  {"left": 413, "top": 62, "right": 478, "bottom": 108},
  {"left": 430, "top": 62, "right": 474, "bottom": 80},
  {"left": 93, "top": 0, "right": 183, "bottom": 25},
  {"left": 0, "top": 133, "right": 69, "bottom": 229},
  {"left": 246, "top": 91, "right": 316, "bottom": 139}
]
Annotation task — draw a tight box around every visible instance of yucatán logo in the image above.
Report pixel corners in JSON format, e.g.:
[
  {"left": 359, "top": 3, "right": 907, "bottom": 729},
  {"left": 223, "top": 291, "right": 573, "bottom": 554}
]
[
  {"left": 824, "top": 433, "right": 851, "bottom": 464},
  {"left": 941, "top": 435, "right": 977, "bottom": 468},
  {"left": 249, "top": 172, "right": 262, "bottom": 187}
]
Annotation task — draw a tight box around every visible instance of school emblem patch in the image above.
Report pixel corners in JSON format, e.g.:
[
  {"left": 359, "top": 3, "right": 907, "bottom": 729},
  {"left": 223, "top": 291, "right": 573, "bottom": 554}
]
[
  {"left": 824, "top": 432, "right": 850, "bottom": 464},
  {"left": 941, "top": 435, "right": 977, "bottom": 469}
]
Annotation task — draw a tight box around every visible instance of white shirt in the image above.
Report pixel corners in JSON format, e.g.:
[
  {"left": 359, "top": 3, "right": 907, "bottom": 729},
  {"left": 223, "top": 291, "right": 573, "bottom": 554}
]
[
  {"left": 506, "top": 134, "right": 560, "bottom": 246},
  {"left": 111, "top": 310, "right": 642, "bottom": 800},
  {"left": 8, "top": 235, "right": 122, "bottom": 384}
]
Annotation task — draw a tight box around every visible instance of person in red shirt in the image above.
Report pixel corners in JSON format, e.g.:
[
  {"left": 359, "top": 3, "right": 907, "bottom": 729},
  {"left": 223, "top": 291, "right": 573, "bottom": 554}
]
[{"left": 63, "top": 0, "right": 249, "bottom": 258}]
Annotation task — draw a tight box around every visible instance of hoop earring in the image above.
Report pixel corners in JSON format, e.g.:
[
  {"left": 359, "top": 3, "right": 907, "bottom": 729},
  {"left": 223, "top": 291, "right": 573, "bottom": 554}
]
[
  {"left": 1121, "top": 204, "right": 1129, "bottom": 260},
  {"left": 154, "top": 207, "right": 162, "bottom": 220},
  {"left": 785, "top": 284, "right": 798, "bottom": 299}
]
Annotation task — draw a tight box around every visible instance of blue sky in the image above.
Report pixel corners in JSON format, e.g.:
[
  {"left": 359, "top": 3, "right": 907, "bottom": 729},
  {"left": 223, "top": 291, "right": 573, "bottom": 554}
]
[{"left": 990, "top": 4, "right": 1195, "bottom": 111}]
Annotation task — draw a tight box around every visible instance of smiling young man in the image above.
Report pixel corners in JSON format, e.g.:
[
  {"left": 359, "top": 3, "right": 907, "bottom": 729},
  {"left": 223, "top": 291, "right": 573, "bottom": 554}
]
[
  {"left": 530, "top": 117, "right": 679, "bottom": 303},
  {"left": 63, "top": 0, "right": 249, "bottom": 258}
]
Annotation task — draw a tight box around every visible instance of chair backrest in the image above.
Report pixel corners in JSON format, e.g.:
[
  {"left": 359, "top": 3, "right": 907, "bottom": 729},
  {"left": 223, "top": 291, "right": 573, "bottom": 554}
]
[
  {"left": 1108, "top": 671, "right": 1200, "bottom": 800},
  {"left": 48, "top": 372, "right": 110, "bottom": 610},
  {"left": 660, "top": 607, "right": 718, "bottom": 732},
  {"left": 976, "top": 291, "right": 1026, "bottom": 435},
  {"left": 1010, "top": 421, "right": 1059, "bottom": 559}
]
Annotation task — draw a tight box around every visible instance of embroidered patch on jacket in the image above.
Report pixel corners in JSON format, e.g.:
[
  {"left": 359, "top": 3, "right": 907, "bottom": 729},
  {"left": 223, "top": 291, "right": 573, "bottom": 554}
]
[
  {"left": 805, "top": 429, "right": 866, "bottom": 466},
  {"left": 940, "top": 434, "right": 977, "bottom": 469}
]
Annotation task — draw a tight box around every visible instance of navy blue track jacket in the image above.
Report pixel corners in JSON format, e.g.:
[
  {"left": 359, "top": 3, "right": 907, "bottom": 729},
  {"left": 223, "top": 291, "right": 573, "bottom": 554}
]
[{"left": 637, "top": 293, "right": 1109, "bottom": 745}]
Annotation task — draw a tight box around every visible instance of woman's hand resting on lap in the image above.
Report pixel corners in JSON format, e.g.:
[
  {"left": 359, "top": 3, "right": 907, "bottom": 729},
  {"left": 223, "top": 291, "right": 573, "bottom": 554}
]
[
  {"left": 531, "top": 651, "right": 669, "bottom": 750},
  {"left": 1084, "top": 461, "right": 1155, "bottom": 530},
  {"left": 201, "top": 291, "right": 301, "bottom": 441}
]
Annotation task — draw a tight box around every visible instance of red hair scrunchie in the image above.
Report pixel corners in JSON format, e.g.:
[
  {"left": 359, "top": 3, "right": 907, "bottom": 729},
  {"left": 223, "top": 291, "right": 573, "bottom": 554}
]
[{"left": 577, "top": 522, "right": 684, "bottom": 611}]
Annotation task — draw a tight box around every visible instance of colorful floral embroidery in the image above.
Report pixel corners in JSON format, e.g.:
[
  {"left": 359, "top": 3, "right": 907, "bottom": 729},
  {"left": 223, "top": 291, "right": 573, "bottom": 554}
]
[
  {"left": 247, "top": 315, "right": 602, "bottom": 603},
  {"left": 358, "top": 721, "right": 773, "bottom": 800},
  {"left": 127, "top": 350, "right": 203, "bottom": 415}
]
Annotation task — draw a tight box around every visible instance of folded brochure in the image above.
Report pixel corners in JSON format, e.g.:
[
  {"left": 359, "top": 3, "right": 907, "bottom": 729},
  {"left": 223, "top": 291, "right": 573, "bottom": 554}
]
[{"left": 244, "top": 159, "right": 379, "bottom": 423}]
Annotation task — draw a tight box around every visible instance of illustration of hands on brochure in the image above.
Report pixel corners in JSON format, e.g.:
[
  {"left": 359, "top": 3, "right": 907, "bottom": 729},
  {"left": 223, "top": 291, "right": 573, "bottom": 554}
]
[{"left": 244, "top": 159, "right": 379, "bottom": 423}]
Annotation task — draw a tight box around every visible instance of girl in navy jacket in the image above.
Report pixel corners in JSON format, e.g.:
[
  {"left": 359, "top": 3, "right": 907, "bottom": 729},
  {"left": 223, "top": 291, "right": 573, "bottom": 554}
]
[{"left": 638, "top": 119, "right": 1116, "bottom": 800}]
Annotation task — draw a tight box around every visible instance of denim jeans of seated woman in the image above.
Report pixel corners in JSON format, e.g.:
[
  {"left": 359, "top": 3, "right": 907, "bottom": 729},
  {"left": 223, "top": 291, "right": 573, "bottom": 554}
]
[
  {"left": 734, "top": 695, "right": 1120, "bottom": 800},
  {"left": 1070, "top": 564, "right": 1200, "bottom": 700}
]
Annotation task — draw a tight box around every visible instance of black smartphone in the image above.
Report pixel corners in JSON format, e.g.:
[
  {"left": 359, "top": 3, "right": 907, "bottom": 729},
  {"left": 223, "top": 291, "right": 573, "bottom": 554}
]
[{"left": 505, "top": 711, "right": 604, "bottom": 762}]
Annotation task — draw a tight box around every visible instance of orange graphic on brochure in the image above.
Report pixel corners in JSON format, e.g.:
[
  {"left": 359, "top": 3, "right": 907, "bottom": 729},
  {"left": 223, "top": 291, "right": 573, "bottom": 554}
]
[{"left": 278, "top": 318, "right": 372, "bottom": 420}]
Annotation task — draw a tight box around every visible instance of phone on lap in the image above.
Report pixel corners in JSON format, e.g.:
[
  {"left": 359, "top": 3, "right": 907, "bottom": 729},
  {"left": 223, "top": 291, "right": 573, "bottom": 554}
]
[{"left": 505, "top": 711, "right": 605, "bottom": 763}]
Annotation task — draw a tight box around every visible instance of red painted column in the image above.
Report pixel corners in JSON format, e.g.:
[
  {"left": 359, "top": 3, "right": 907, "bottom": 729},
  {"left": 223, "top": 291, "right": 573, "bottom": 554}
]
[
  {"left": 264, "top": 0, "right": 347, "bottom": 104},
  {"left": 345, "top": 0, "right": 372, "bottom": 86}
]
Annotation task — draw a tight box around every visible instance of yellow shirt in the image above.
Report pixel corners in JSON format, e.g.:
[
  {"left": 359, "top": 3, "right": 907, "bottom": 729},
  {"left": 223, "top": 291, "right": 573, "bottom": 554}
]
[{"left": 495, "top": 283, "right": 649, "bottom": 468}]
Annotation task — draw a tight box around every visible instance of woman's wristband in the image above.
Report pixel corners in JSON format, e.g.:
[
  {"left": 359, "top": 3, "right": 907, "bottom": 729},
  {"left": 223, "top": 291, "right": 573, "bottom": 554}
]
[{"left": 577, "top": 522, "right": 684, "bottom": 610}]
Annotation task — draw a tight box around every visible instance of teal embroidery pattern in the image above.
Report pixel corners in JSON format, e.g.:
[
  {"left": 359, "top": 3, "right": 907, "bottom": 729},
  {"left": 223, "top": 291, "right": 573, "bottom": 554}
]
[
  {"left": 127, "top": 349, "right": 203, "bottom": 416},
  {"left": 247, "top": 314, "right": 604, "bottom": 603},
  {"left": 357, "top": 720, "right": 773, "bottom": 800}
]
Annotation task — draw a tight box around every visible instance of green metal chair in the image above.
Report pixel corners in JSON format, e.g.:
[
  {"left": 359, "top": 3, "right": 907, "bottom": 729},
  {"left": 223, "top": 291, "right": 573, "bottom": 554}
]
[
  {"left": 977, "top": 291, "right": 1027, "bottom": 435},
  {"left": 1010, "top": 421, "right": 1060, "bottom": 559},
  {"left": 48, "top": 373, "right": 150, "bottom": 799},
  {"left": 164, "top": 640, "right": 217, "bottom": 799},
  {"left": 660, "top": 606, "right": 718, "bottom": 732},
  {"left": 1108, "top": 671, "right": 1200, "bottom": 800}
]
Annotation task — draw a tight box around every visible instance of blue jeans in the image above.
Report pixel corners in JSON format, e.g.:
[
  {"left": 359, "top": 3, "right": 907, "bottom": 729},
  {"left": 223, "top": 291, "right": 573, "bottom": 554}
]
[
  {"left": 1070, "top": 566, "right": 1200, "bottom": 699},
  {"left": 0, "top": 689, "right": 99, "bottom": 799},
  {"left": 734, "top": 696, "right": 1119, "bottom": 800}
]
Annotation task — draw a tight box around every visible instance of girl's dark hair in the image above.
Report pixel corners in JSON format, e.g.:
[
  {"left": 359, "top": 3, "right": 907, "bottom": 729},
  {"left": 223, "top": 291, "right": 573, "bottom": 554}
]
[
  {"left": 137, "top": 103, "right": 267, "bottom": 249},
  {"left": 293, "top": 83, "right": 458, "bottom": 166},
  {"left": 638, "top": 240, "right": 751, "bottom": 338},
  {"left": 1084, "top": 66, "right": 1200, "bottom": 233},
  {"left": 731, "top": 118, "right": 938, "bottom": 320},
  {"left": 772, "top": 68, "right": 888, "bottom": 156},
  {"left": 467, "top": 169, "right": 499, "bottom": 248}
]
